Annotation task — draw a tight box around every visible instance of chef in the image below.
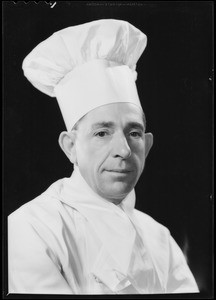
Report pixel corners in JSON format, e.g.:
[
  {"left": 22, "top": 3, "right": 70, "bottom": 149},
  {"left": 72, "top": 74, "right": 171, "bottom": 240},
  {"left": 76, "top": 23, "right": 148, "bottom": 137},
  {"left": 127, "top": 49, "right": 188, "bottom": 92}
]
[{"left": 8, "top": 19, "right": 199, "bottom": 294}]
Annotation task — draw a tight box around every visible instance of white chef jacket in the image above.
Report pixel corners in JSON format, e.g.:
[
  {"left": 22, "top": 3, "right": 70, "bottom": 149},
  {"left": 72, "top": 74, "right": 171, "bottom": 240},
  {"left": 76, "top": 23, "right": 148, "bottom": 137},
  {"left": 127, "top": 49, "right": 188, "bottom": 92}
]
[{"left": 8, "top": 167, "right": 199, "bottom": 294}]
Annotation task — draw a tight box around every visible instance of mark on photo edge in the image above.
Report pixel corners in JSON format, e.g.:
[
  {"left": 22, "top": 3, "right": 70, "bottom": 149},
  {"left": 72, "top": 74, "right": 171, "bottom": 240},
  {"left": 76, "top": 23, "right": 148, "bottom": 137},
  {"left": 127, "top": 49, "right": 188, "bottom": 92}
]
[
  {"left": 86, "top": 2, "right": 143, "bottom": 7},
  {"left": 12, "top": 1, "right": 57, "bottom": 8}
]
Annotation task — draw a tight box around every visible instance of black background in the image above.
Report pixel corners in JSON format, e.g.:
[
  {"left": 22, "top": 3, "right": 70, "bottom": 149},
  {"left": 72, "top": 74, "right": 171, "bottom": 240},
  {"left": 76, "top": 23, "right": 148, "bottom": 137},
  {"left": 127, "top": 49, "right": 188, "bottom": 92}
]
[{"left": 3, "top": 1, "right": 213, "bottom": 298}]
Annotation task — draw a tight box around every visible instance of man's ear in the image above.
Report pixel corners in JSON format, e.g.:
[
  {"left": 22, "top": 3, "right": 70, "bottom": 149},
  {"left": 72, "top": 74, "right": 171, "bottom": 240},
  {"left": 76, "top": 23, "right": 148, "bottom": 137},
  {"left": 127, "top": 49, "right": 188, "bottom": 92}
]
[
  {"left": 144, "top": 133, "right": 154, "bottom": 158},
  {"left": 58, "top": 131, "right": 77, "bottom": 164}
]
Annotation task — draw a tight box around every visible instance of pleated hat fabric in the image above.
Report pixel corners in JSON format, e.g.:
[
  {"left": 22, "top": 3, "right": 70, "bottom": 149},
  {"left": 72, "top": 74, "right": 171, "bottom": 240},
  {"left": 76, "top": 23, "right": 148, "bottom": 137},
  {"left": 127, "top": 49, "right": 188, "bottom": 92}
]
[{"left": 22, "top": 19, "right": 147, "bottom": 131}]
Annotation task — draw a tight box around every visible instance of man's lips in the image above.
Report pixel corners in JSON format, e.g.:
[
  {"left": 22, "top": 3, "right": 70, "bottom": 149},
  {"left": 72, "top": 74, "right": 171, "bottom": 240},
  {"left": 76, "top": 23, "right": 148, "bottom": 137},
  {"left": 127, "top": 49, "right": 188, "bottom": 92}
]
[{"left": 105, "top": 169, "right": 133, "bottom": 173}]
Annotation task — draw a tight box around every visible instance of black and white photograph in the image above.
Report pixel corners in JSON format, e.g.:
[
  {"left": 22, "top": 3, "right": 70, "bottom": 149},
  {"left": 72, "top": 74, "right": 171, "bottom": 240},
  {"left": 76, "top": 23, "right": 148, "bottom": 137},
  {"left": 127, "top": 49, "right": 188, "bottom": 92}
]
[{"left": 3, "top": 1, "right": 213, "bottom": 298}]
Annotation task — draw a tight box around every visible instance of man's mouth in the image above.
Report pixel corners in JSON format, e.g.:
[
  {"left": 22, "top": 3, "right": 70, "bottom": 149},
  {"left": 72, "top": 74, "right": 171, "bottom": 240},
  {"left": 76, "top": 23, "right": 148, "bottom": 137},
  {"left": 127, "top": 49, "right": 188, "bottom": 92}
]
[{"left": 106, "top": 169, "right": 133, "bottom": 173}]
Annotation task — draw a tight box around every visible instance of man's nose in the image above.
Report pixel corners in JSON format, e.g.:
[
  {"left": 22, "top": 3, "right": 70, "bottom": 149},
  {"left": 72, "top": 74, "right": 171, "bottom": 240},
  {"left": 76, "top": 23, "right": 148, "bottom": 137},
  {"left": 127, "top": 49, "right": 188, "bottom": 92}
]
[{"left": 112, "top": 134, "right": 131, "bottom": 159}]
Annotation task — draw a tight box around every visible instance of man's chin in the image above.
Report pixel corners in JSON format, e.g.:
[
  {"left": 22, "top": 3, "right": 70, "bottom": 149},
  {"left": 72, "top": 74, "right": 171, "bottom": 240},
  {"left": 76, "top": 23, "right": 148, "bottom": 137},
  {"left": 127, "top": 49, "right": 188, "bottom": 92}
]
[{"left": 99, "top": 185, "right": 133, "bottom": 204}]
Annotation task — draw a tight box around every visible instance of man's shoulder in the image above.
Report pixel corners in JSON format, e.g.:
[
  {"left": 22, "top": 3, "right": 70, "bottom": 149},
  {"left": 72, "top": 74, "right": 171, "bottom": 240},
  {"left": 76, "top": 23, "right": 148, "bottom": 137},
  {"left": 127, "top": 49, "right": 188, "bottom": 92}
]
[
  {"left": 133, "top": 208, "right": 171, "bottom": 241},
  {"left": 8, "top": 178, "right": 67, "bottom": 224}
]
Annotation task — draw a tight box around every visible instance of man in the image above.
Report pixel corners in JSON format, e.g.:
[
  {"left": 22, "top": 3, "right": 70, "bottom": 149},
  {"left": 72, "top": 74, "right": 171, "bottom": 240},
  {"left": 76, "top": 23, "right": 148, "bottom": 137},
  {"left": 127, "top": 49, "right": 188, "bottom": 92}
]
[{"left": 8, "top": 19, "right": 199, "bottom": 294}]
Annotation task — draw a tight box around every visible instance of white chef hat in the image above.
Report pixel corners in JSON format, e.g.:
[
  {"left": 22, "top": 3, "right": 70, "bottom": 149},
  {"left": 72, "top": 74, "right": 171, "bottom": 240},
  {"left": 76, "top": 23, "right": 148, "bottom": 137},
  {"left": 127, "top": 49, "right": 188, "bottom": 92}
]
[{"left": 22, "top": 19, "right": 147, "bottom": 131}]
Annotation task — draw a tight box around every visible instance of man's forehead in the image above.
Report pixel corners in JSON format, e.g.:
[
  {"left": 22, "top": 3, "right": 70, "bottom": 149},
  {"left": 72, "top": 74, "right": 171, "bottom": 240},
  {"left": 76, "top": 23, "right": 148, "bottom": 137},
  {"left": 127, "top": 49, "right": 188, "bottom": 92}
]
[{"left": 74, "top": 102, "right": 146, "bottom": 131}]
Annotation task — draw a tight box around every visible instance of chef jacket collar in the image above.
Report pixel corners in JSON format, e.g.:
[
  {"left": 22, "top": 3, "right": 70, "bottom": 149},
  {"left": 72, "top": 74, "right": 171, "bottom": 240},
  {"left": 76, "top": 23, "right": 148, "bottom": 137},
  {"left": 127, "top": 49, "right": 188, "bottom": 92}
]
[{"left": 58, "top": 166, "right": 137, "bottom": 275}]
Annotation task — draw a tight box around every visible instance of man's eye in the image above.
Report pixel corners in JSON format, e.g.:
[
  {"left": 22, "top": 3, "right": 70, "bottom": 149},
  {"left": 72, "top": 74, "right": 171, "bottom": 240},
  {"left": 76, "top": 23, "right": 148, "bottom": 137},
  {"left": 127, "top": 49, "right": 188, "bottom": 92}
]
[
  {"left": 95, "top": 131, "right": 108, "bottom": 137},
  {"left": 129, "top": 131, "right": 142, "bottom": 138}
]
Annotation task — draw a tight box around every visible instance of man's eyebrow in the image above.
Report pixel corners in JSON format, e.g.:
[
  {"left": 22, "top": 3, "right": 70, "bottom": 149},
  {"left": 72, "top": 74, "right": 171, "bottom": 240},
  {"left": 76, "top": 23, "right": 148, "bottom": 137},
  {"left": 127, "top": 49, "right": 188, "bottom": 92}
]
[
  {"left": 91, "top": 122, "right": 115, "bottom": 130},
  {"left": 91, "top": 121, "right": 145, "bottom": 131},
  {"left": 127, "top": 122, "right": 145, "bottom": 131}
]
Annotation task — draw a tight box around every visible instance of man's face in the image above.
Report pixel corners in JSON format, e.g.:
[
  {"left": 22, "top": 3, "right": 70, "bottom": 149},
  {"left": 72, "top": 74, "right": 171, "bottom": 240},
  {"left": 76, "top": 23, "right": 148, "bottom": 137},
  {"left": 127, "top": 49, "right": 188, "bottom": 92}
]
[{"left": 74, "top": 102, "right": 149, "bottom": 203}]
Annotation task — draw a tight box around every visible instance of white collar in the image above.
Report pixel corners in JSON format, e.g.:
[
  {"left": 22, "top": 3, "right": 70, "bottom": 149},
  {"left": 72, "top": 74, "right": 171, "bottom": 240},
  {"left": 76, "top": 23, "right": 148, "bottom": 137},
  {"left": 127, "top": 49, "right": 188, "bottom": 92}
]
[{"left": 58, "top": 166, "right": 137, "bottom": 275}]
